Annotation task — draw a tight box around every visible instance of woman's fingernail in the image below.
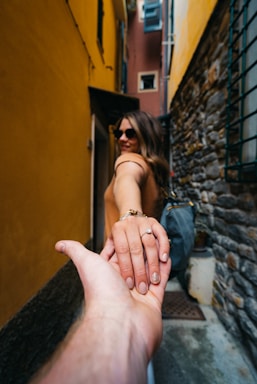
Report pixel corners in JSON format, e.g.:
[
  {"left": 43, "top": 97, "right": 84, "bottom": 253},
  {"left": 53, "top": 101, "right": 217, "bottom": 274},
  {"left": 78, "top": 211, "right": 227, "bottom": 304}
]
[
  {"left": 151, "top": 272, "right": 160, "bottom": 284},
  {"left": 162, "top": 253, "right": 168, "bottom": 262},
  {"left": 126, "top": 277, "right": 134, "bottom": 289},
  {"left": 139, "top": 282, "right": 148, "bottom": 295}
]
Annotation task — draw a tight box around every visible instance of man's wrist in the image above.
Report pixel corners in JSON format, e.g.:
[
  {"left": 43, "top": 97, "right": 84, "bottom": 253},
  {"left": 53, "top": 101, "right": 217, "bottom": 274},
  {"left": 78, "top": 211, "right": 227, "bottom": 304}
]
[{"left": 83, "top": 311, "right": 148, "bottom": 379}]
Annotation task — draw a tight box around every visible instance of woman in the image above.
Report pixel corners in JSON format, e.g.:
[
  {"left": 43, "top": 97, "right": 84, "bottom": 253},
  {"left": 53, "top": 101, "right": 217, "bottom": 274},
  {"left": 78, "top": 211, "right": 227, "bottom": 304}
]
[{"left": 102, "top": 111, "right": 170, "bottom": 295}]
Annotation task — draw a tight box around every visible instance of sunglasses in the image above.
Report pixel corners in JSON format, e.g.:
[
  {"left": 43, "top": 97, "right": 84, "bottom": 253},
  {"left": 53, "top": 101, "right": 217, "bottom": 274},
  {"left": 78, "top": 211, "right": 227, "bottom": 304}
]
[{"left": 113, "top": 128, "right": 136, "bottom": 139}]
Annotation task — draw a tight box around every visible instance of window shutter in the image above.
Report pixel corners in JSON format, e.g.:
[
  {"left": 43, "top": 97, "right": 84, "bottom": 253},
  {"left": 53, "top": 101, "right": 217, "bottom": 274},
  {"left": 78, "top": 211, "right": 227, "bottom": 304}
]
[{"left": 144, "top": 0, "right": 162, "bottom": 33}]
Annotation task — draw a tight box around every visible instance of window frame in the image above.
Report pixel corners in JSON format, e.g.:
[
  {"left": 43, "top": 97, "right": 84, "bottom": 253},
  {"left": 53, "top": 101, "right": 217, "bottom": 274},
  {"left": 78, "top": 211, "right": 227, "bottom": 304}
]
[
  {"left": 137, "top": 71, "right": 159, "bottom": 92},
  {"left": 225, "top": 0, "right": 257, "bottom": 182},
  {"left": 138, "top": 0, "right": 145, "bottom": 22}
]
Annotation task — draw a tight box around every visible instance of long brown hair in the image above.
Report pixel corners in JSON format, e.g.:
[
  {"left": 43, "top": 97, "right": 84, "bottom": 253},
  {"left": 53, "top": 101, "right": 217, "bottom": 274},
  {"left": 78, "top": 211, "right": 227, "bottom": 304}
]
[{"left": 114, "top": 110, "right": 170, "bottom": 188}]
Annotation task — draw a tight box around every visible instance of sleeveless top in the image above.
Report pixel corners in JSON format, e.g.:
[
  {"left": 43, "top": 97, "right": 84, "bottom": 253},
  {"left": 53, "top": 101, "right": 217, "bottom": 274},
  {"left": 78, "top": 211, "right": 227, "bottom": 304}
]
[{"left": 104, "top": 153, "right": 162, "bottom": 238}]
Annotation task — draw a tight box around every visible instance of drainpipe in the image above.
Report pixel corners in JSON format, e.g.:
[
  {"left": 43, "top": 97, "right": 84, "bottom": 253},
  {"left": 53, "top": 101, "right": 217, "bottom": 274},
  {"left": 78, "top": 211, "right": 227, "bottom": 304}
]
[{"left": 163, "top": 0, "right": 169, "bottom": 115}]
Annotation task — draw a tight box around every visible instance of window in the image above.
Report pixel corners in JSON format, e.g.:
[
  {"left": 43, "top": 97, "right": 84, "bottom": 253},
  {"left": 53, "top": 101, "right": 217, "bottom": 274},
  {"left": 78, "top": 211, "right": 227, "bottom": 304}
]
[
  {"left": 144, "top": 0, "right": 162, "bottom": 33},
  {"left": 225, "top": 0, "right": 257, "bottom": 182},
  {"left": 97, "top": 0, "right": 104, "bottom": 49},
  {"left": 127, "top": 0, "right": 137, "bottom": 13},
  {"left": 138, "top": 71, "right": 158, "bottom": 92}
]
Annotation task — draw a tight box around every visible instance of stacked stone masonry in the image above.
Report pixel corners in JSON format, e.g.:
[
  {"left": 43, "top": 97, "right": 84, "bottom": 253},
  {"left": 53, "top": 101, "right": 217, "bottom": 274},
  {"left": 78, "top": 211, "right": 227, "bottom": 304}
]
[{"left": 169, "top": 1, "right": 257, "bottom": 368}]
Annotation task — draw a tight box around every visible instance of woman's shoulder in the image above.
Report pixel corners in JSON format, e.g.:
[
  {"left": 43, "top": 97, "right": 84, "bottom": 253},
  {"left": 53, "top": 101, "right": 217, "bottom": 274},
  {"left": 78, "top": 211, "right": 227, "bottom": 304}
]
[
  {"left": 116, "top": 153, "right": 145, "bottom": 162},
  {"left": 115, "top": 153, "right": 148, "bottom": 170}
]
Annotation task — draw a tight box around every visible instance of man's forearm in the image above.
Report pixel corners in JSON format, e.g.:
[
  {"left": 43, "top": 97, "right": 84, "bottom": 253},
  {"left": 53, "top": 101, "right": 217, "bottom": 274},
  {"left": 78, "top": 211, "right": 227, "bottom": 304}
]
[{"left": 32, "top": 315, "right": 148, "bottom": 384}]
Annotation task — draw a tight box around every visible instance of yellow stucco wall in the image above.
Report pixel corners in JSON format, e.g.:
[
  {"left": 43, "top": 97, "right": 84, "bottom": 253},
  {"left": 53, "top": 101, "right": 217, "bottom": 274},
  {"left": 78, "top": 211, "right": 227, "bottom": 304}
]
[
  {"left": 168, "top": 0, "right": 218, "bottom": 102},
  {"left": 0, "top": 0, "right": 123, "bottom": 326},
  {"left": 69, "top": 0, "right": 121, "bottom": 90}
]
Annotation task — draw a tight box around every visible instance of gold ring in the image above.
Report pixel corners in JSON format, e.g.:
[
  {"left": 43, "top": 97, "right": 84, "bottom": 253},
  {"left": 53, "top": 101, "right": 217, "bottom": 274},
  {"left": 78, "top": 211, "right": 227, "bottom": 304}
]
[{"left": 141, "top": 228, "right": 153, "bottom": 238}]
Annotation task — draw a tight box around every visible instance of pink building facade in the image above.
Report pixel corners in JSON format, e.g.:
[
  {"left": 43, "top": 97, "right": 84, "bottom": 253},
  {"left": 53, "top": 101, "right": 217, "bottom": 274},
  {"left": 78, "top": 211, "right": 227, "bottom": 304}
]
[{"left": 126, "top": 0, "right": 164, "bottom": 117}]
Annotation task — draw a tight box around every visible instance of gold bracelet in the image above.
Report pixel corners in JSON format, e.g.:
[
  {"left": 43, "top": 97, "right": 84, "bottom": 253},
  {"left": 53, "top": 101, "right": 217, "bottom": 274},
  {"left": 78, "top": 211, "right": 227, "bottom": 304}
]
[{"left": 119, "top": 209, "right": 147, "bottom": 221}]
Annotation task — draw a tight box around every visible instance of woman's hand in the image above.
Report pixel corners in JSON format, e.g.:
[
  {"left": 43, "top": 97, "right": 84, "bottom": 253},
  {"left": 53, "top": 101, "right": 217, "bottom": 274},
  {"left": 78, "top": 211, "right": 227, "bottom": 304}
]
[{"left": 101, "top": 216, "right": 170, "bottom": 295}]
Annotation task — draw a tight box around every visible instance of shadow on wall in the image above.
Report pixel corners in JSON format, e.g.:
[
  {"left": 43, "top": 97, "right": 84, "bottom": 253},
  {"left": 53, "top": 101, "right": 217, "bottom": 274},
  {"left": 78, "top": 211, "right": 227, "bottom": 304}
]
[{"left": 0, "top": 261, "right": 84, "bottom": 384}]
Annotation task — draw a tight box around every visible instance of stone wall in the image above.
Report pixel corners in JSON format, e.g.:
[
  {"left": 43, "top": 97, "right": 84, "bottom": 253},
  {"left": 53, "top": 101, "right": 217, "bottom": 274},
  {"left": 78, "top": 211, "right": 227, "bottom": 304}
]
[{"left": 169, "top": 0, "right": 257, "bottom": 368}]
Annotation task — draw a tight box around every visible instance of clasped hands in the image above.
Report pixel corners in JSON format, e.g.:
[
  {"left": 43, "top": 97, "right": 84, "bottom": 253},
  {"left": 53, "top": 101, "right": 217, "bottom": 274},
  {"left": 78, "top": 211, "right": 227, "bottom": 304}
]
[
  {"left": 32, "top": 240, "right": 171, "bottom": 383},
  {"left": 55, "top": 236, "right": 171, "bottom": 362}
]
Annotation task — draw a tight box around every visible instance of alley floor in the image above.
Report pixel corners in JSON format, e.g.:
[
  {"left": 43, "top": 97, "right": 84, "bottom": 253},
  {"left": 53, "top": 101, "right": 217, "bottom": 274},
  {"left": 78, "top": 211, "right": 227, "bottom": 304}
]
[{"left": 153, "top": 278, "right": 257, "bottom": 384}]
